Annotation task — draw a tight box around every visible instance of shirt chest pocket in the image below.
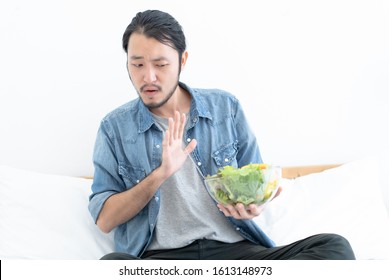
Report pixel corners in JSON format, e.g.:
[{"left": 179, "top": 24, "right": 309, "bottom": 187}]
[
  {"left": 211, "top": 141, "right": 238, "bottom": 168},
  {"left": 118, "top": 164, "right": 147, "bottom": 188}
]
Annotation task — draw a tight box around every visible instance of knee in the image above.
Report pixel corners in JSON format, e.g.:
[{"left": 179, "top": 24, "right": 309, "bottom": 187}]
[
  {"left": 323, "top": 233, "right": 356, "bottom": 260},
  {"left": 100, "top": 252, "right": 139, "bottom": 260}
]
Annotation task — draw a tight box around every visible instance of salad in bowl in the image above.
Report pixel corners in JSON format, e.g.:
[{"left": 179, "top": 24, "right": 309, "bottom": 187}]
[{"left": 204, "top": 163, "right": 281, "bottom": 207}]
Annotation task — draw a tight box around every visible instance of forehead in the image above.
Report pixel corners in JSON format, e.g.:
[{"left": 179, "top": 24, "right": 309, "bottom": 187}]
[{"left": 127, "top": 32, "right": 178, "bottom": 60}]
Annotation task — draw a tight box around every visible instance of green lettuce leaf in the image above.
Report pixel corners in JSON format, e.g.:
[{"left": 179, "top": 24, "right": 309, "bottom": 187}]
[{"left": 216, "top": 165, "right": 265, "bottom": 205}]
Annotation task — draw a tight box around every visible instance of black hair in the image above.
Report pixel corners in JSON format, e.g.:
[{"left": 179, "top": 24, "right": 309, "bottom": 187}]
[{"left": 122, "top": 10, "right": 186, "bottom": 59}]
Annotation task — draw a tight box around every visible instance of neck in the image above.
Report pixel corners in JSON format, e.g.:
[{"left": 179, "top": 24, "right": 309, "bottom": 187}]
[{"left": 150, "top": 86, "right": 191, "bottom": 118}]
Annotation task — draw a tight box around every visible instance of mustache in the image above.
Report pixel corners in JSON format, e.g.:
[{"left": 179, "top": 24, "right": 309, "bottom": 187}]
[{"left": 140, "top": 84, "right": 162, "bottom": 92}]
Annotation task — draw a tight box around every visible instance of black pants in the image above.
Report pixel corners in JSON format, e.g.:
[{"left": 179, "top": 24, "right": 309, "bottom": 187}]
[{"left": 100, "top": 233, "right": 355, "bottom": 260}]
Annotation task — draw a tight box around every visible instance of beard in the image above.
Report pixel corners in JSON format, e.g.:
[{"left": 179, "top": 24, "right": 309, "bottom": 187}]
[{"left": 139, "top": 81, "right": 179, "bottom": 110}]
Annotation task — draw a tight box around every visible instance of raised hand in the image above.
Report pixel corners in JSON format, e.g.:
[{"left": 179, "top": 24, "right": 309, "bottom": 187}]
[{"left": 160, "top": 111, "right": 197, "bottom": 178}]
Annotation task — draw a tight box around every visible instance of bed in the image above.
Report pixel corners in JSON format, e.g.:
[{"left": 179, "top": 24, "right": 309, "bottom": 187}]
[{"left": 1, "top": 158, "right": 388, "bottom": 260}]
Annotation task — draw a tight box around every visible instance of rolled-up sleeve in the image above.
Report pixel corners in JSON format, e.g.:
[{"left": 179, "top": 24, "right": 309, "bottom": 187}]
[
  {"left": 88, "top": 190, "right": 117, "bottom": 223},
  {"left": 88, "top": 119, "right": 125, "bottom": 223}
]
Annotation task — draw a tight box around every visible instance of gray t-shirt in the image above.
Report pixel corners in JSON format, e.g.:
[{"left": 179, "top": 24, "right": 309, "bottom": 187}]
[{"left": 147, "top": 114, "right": 244, "bottom": 251}]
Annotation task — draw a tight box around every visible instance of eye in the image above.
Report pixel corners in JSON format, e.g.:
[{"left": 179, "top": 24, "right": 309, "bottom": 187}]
[
  {"left": 156, "top": 63, "right": 168, "bottom": 68},
  {"left": 132, "top": 63, "right": 143, "bottom": 68}
]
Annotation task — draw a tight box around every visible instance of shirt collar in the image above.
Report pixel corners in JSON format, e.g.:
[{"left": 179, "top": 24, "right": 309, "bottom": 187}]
[{"left": 180, "top": 82, "right": 212, "bottom": 124}]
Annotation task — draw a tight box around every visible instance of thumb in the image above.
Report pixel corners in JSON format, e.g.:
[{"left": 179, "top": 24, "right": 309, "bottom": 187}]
[{"left": 184, "top": 139, "right": 197, "bottom": 155}]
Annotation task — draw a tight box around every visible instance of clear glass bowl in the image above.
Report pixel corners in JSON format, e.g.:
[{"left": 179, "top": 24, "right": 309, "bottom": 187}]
[{"left": 204, "top": 164, "right": 282, "bottom": 207}]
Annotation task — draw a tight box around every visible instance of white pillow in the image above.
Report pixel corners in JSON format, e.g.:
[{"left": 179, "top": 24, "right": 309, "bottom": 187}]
[
  {"left": 0, "top": 165, "right": 115, "bottom": 259},
  {"left": 255, "top": 158, "right": 389, "bottom": 260}
]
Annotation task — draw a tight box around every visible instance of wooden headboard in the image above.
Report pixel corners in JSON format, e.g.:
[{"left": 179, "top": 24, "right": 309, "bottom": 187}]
[{"left": 282, "top": 164, "right": 341, "bottom": 179}]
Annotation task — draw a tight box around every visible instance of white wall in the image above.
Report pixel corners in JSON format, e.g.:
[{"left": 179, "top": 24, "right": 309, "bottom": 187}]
[{"left": 1, "top": 0, "right": 388, "bottom": 184}]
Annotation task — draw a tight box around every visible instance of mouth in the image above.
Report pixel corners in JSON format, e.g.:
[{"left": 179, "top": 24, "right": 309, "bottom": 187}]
[{"left": 140, "top": 85, "right": 161, "bottom": 97}]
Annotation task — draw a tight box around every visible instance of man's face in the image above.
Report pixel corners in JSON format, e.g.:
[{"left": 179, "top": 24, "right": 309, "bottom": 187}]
[{"left": 126, "top": 33, "right": 184, "bottom": 110}]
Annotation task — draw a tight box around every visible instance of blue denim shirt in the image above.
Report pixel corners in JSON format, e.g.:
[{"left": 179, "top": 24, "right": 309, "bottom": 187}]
[{"left": 88, "top": 82, "right": 275, "bottom": 257}]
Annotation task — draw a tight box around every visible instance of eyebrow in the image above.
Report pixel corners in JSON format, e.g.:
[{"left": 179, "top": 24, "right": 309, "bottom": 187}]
[{"left": 129, "top": 55, "right": 169, "bottom": 62}]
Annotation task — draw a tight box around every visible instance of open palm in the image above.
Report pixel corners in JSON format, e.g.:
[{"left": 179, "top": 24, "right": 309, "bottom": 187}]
[{"left": 160, "top": 111, "right": 197, "bottom": 178}]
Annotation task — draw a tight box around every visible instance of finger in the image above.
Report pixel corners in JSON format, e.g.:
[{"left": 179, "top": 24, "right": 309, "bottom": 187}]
[
  {"left": 168, "top": 117, "right": 174, "bottom": 145},
  {"left": 234, "top": 203, "right": 250, "bottom": 219},
  {"left": 247, "top": 204, "right": 261, "bottom": 216},
  {"left": 163, "top": 128, "right": 170, "bottom": 147},
  {"left": 184, "top": 139, "right": 197, "bottom": 155},
  {"left": 173, "top": 111, "right": 180, "bottom": 139},
  {"left": 225, "top": 204, "right": 241, "bottom": 219},
  {"left": 178, "top": 112, "right": 186, "bottom": 140},
  {"left": 217, "top": 204, "right": 232, "bottom": 217},
  {"left": 271, "top": 186, "right": 283, "bottom": 201}
]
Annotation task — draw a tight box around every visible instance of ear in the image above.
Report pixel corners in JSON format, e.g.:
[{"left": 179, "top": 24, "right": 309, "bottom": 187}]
[
  {"left": 180, "top": 50, "right": 189, "bottom": 70},
  {"left": 125, "top": 59, "right": 133, "bottom": 81}
]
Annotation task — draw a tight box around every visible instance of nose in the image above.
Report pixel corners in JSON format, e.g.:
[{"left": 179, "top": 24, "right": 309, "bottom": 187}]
[{"left": 143, "top": 66, "right": 157, "bottom": 84}]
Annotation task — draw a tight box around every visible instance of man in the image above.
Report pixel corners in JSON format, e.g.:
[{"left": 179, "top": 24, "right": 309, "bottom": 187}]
[{"left": 88, "top": 10, "right": 355, "bottom": 260}]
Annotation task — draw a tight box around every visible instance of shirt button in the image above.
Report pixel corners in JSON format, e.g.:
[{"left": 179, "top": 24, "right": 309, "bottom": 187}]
[
  {"left": 136, "top": 180, "right": 140, "bottom": 183},
  {"left": 193, "top": 117, "right": 198, "bottom": 122},
  {"left": 155, "top": 196, "right": 159, "bottom": 202},
  {"left": 197, "top": 162, "right": 202, "bottom": 166},
  {"left": 236, "top": 227, "right": 240, "bottom": 231},
  {"left": 224, "top": 158, "right": 229, "bottom": 162},
  {"left": 156, "top": 144, "right": 160, "bottom": 148},
  {"left": 186, "top": 138, "right": 191, "bottom": 142}
]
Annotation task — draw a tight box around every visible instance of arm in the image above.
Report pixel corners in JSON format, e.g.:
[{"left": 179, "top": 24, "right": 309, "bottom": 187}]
[
  {"left": 95, "top": 112, "right": 197, "bottom": 233},
  {"left": 97, "top": 167, "right": 166, "bottom": 233}
]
